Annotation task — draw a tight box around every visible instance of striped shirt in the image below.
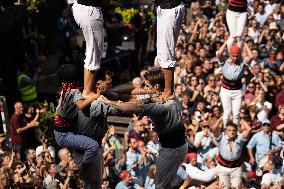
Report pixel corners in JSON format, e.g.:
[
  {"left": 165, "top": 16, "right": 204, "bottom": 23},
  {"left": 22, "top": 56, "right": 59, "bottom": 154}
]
[{"left": 229, "top": 0, "right": 247, "bottom": 12}]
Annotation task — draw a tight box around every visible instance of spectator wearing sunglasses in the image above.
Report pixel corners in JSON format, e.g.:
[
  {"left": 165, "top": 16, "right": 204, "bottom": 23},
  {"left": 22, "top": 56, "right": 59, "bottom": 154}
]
[{"left": 247, "top": 119, "right": 282, "bottom": 172}]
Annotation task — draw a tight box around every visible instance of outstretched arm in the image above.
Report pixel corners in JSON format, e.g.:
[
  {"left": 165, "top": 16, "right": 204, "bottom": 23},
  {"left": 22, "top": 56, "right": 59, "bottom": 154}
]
[{"left": 100, "top": 96, "right": 142, "bottom": 114}]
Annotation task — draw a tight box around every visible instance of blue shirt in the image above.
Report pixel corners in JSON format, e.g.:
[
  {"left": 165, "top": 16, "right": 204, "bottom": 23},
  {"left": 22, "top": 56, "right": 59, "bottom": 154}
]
[
  {"left": 217, "top": 133, "right": 246, "bottom": 161},
  {"left": 219, "top": 59, "right": 245, "bottom": 81},
  {"left": 247, "top": 131, "right": 282, "bottom": 162},
  {"left": 177, "top": 166, "right": 189, "bottom": 180},
  {"left": 255, "top": 12, "right": 269, "bottom": 26},
  {"left": 264, "top": 58, "right": 282, "bottom": 73},
  {"left": 115, "top": 181, "right": 139, "bottom": 189},
  {"left": 126, "top": 149, "right": 141, "bottom": 177},
  {"left": 144, "top": 176, "right": 155, "bottom": 189}
]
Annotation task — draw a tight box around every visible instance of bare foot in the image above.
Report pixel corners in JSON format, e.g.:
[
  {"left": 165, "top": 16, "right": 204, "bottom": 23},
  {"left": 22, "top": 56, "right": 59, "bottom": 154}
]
[
  {"left": 82, "top": 91, "right": 95, "bottom": 99},
  {"left": 162, "top": 93, "right": 175, "bottom": 101}
]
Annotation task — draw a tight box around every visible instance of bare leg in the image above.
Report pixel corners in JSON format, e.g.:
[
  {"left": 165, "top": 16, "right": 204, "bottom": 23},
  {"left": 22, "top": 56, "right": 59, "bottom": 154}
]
[
  {"left": 162, "top": 68, "right": 175, "bottom": 100},
  {"left": 236, "top": 36, "right": 243, "bottom": 48},
  {"left": 83, "top": 68, "right": 96, "bottom": 98}
]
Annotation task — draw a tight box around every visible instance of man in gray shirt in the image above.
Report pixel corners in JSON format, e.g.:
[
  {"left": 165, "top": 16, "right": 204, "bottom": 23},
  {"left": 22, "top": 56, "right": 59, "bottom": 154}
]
[
  {"left": 74, "top": 80, "right": 119, "bottom": 189},
  {"left": 100, "top": 70, "right": 188, "bottom": 189}
]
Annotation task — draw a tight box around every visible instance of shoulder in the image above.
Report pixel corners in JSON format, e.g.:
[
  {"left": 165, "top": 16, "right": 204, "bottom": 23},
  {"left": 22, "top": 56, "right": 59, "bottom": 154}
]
[
  {"left": 272, "top": 131, "right": 280, "bottom": 138},
  {"left": 90, "top": 100, "right": 102, "bottom": 109},
  {"left": 126, "top": 149, "right": 132, "bottom": 155},
  {"left": 70, "top": 88, "right": 81, "bottom": 93},
  {"left": 195, "top": 131, "right": 203, "bottom": 137},
  {"left": 115, "top": 181, "right": 125, "bottom": 188},
  {"left": 252, "top": 131, "right": 262, "bottom": 138},
  {"left": 10, "top": 114, "right": 18, "bottom": 122}
]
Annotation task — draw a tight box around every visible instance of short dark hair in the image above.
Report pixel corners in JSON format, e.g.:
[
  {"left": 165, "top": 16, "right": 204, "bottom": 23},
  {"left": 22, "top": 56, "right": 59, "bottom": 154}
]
[
  {"left": 226, "top": 121, "right": 238, "bottom": 129},
  {"left": 24, "top": 147, "right": 34, "bottom": 156},
  {"left": 45, "top": 162, "right": 56, "bottom": 173},
  {"left": 144, "top": 70, "right": 165, "bottom": 90}
]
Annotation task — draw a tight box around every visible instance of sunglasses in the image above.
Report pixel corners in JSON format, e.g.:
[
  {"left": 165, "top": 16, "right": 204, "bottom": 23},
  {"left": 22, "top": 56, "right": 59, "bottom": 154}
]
[
  {"left": 202, "top": 125, "right": 210, "bottom": 128},
  {"left": 262, "top": 123, "right": 270, "bottom": 127}
]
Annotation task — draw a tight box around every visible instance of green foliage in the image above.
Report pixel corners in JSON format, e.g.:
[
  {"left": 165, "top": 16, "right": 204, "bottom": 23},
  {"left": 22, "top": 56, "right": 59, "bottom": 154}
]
[
  {"left": 147, "top": 11, "right": 154, "bottom": 21},
  {"left": 0, "top": 0, "right": 45, "bottom": 33},
  {"left": 26, "top": 0, "right": 45, "bottom": 14},
  {"left": 102, "top": 0, "right": 139, "bottom": 8},
  {"left": 33, "top": 101, "right": 57, "bottom": 140},
  {"left": 102, "top": 0, "right": 120, "bottom": 7},
  {"left": 115, "top": 7, "right": 138, "bottom": 24}
]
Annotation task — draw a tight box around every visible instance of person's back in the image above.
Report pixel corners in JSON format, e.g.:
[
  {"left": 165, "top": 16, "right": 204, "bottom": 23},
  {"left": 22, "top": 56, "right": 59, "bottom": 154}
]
[
  {"left": 57, "top": 89, "right": 82, "bottom": 120},
  {"left": 140, "top": 98, "right": 185, "bottom": 148},
  {"left": 139, "top": 98, "right": 187, "bottom": 188}
]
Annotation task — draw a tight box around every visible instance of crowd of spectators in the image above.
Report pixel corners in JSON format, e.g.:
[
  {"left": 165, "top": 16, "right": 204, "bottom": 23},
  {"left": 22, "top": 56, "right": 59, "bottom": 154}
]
[{"left": 1, "top": 0, "right": 284, "bottom": 188}]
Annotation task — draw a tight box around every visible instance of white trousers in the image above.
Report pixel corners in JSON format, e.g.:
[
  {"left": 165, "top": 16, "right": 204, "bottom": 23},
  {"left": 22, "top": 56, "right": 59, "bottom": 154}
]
[
  {"left": 217, "top": 164, "right": 242, "bottom": 189},
  {"left": 156, "top": 4, "right": 185, "bottom": 68},
  {"left": 72, "top": 2, "right": 104, "bottom": 71},
  {"left": 226, "top": 9, "right": 247, "bottom": 50},
  {"left": 220, "top": 87, "right": 243, "bottom": 126}
]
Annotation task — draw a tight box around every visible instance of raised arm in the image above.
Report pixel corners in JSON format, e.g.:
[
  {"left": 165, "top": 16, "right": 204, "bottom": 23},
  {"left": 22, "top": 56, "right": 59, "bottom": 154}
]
[
  {"left": 33, "top": 109, "right": 39, "bottom": 120},
  {"left": 216, "top": 41, "right": 227, "bottom": 60},
  {"left": 243, "top": 42, "right": 253, "bottom": 64},
  {"left": 240, "top": 119, "right": 252, "bottom": 140},
  {"left": 211, "top": 116, "right": 223, "bottom": 138}
]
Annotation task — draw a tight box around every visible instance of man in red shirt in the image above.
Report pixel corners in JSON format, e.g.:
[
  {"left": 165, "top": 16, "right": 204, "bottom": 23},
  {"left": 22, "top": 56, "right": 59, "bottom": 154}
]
[{"left": 10, "top": 102, "right": 39, "bottom": 158}]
